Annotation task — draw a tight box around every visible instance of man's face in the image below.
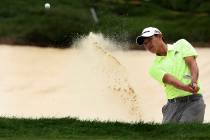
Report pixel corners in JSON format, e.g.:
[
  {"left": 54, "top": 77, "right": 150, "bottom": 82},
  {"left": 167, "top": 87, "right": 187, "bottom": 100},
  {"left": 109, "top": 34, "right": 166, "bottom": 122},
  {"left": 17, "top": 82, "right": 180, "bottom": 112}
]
[
  {"left": 143, "top": 35, "right": 161, "bottom": 54},
  {"left": 143, "top": 36, "right": 156, "bottom": 53}
]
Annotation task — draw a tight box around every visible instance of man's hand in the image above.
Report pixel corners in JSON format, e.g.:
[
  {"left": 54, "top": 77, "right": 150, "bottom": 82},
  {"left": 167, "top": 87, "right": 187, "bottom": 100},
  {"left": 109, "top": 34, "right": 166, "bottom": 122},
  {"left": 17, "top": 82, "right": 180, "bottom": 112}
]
[
  {"left": 181, "top": 84, "right": 195, "bottom": 93},
  {"left": 189, "top": 82, "right": 200, "bottom": 94},
  {"left": 178, "top": 83, "right": 199, "bottom": 94}
]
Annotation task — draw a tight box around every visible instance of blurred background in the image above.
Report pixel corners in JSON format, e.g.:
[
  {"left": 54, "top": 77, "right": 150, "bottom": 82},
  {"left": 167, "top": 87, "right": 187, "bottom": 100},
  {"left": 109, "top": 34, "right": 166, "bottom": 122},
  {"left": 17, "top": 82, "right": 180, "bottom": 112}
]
[{"left": 0, "top": 0, "right": 209, "bottom": 48}]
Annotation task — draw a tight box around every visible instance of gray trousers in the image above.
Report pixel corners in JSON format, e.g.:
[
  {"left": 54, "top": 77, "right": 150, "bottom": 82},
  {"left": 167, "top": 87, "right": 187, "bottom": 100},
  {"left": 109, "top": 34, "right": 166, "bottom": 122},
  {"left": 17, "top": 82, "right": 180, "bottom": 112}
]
[{"left": 162, "top": 95, "right": 205, "bottom": 123}]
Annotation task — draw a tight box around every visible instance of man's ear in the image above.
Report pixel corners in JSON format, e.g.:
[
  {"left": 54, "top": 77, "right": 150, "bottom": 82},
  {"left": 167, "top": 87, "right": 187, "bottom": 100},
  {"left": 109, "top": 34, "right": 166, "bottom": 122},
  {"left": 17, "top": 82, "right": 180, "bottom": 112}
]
[{"left": 158, "top": 34, "right": 163, "bottom": 39}]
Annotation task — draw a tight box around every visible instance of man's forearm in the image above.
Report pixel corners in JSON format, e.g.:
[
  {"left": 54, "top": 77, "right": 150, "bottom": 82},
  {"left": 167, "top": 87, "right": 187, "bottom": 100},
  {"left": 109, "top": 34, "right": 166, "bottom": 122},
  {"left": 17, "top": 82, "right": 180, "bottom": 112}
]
[
  {"left": 162, "top": 73, "right": 195, "bottom": 93},
  {"left": 189, "top": 61, "right": 199, "bottom": 83},
  {"left": 185, "top": 56, "right": 199, "bottom": 83},
  {"left": 163, "top": 74, "right": 185, "bottom": 90},
  {"left": 184, "top": 56, "right": 200, "bottom": 93}
]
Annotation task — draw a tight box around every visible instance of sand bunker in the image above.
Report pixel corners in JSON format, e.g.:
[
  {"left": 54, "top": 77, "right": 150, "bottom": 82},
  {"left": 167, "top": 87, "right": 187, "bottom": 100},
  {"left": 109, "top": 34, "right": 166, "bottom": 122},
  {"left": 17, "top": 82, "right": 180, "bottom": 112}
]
[{"left": 0, "top": 33, "right": 209, "bottom": 123}]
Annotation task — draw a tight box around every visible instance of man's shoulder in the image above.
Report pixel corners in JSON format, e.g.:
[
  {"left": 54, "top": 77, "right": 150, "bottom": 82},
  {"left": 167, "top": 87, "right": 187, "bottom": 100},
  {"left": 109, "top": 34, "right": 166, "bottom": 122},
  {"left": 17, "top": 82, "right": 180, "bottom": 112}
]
[
  {"left": 173, "top": 39, "right": 197, "bottom": 57},
  {"left": 173, "top": 39, "right": 191, "bottom": 47},
  {"left": 173, "top": 39, "right": 194, "bottom": 50}
]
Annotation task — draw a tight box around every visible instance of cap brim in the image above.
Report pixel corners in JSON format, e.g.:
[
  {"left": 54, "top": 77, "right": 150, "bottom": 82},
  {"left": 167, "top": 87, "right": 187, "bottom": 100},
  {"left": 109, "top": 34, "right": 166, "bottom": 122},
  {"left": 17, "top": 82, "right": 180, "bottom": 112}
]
[
  {"left": 136, "top": 33, "right": 156, "bottom": 46},
  {"left": 136, "top": 36, "right": 145, "bottom": 46}
]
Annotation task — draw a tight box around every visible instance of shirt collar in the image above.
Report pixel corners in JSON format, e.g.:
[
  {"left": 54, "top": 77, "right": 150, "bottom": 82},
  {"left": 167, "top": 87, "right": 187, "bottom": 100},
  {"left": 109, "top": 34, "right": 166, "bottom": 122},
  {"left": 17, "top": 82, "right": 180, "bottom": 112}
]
[
  {"left": 155, "top": 44, "right": 174, "bottom": 60},
  {"left": 167, "top": 44, "right": 175, "bottom": 51}
]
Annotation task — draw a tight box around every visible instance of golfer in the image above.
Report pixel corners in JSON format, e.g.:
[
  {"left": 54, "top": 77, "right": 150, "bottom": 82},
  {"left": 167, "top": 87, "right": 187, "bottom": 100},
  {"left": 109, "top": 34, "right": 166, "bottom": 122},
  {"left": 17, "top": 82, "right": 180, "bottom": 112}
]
[{"left": 136, "top": 27, "right": 205, "bottom": 123}]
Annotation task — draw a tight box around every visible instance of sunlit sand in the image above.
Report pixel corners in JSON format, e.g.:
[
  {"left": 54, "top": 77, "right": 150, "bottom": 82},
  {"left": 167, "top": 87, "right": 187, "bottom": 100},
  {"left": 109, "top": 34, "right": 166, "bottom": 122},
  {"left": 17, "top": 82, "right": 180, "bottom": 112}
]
[{"left": 0, "top": 33, "right": 209, "bottom": 123}]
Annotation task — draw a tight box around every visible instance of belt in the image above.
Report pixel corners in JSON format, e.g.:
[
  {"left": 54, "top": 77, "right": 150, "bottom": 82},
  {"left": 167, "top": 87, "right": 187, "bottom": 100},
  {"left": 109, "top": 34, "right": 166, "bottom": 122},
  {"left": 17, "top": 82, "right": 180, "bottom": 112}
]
[{"left": 168, "top": 94, "right": 202, "bottom": 103}]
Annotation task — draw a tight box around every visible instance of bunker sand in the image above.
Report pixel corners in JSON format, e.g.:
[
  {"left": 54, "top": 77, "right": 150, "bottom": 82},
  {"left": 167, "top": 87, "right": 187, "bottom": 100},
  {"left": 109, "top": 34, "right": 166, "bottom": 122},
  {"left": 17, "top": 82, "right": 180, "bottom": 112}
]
[{"left": 0, "top": 34, "right": 209, "bottom": 123}]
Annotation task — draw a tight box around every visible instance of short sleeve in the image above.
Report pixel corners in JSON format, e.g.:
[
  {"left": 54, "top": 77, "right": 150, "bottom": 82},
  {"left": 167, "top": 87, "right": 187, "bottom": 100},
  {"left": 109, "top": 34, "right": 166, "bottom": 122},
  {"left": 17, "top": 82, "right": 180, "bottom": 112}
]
[
  {"left": 174, "top": 39, "right": 198, "bottom": 58},
  {"left": 149, "top": 64, "right": 167, "bottom": 85}
]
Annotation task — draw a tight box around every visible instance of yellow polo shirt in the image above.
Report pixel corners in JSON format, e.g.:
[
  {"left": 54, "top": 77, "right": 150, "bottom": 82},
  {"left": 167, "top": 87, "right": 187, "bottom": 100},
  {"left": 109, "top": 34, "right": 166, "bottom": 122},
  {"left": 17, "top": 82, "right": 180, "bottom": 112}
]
[{"left": 149, "top": 39, "right": 201, "bottom": 99}]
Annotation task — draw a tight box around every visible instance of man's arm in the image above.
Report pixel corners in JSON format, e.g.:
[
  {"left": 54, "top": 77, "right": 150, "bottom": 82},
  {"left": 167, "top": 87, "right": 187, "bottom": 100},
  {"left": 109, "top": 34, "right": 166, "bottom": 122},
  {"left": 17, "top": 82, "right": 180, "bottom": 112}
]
[
  {"left": 162, "top": 74, "right": 195, "bottom": 93},
  {"left": 184, "top": 56, "right": 199, "bottom": 83},
  {"left": 184, "top": 56, "right": 199, "bottom": 92}
]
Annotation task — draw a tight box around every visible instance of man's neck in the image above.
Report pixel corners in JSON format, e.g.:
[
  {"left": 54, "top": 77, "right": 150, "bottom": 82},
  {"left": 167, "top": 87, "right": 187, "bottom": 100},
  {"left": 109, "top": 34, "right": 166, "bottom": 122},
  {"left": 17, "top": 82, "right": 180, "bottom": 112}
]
[{"left": 156, "top": 44, "right": 167, "bottom": 56}]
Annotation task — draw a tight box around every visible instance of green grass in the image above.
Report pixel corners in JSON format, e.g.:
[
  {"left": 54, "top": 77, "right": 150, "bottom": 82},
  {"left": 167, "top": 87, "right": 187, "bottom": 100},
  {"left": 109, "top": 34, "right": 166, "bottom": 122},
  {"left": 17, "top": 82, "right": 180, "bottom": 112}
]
[
  {"left": 0, "top": 117, "right": 210, "bottom": 140},
  {"left": 0, "top": 0, "right": 210, "bottom": 47},
  {"left": 0, "top": 0, "right": 94, "bottom": 47}
]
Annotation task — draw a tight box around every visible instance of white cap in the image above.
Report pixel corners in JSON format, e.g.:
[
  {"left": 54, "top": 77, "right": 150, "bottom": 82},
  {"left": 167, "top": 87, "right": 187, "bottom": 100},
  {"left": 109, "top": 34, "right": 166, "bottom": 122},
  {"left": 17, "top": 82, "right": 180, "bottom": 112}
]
[{"left": 136, "top": 27, "right": 162, "bottom": 45}]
